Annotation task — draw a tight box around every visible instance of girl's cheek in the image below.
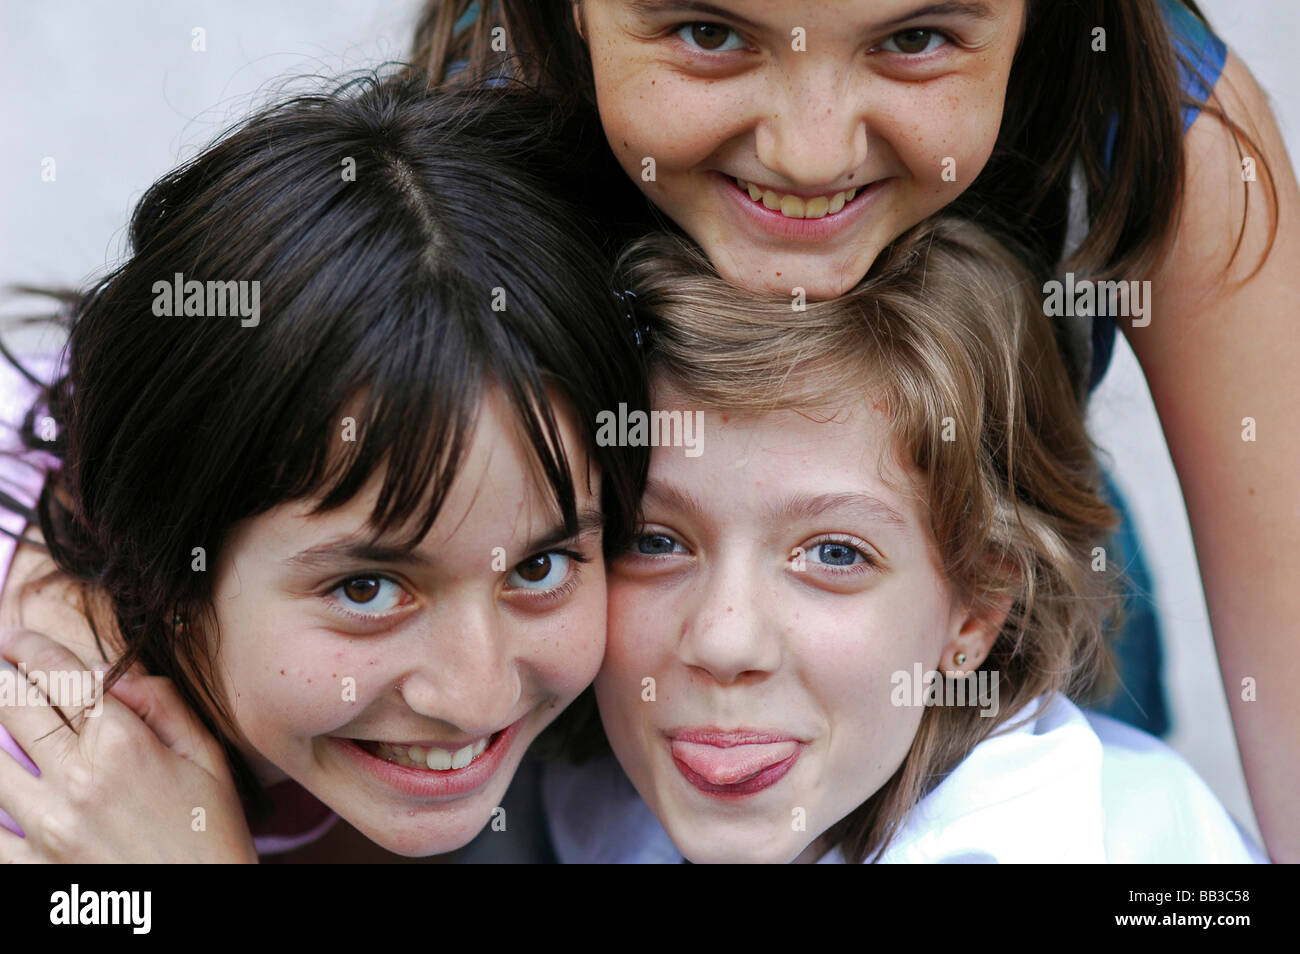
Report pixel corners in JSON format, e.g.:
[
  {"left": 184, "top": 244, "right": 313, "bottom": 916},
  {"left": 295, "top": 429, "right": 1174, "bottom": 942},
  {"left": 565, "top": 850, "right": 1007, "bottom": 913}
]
[
  {"left": 605, "top": 581, "right": 666, "bottom": 684},
  {"left": 520, "top": 582, "right": 609, "bottom": 700},
  {"left": 253, "top": 655, "right": 375, "bottom": 733}
]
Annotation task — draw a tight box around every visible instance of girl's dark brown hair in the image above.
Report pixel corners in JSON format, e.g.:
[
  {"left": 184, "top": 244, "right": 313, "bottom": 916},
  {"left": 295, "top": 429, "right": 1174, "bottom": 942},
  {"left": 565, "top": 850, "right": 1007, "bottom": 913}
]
[
  {"left": 8, "top": 71, "right": 650, "bottom": 819},
  {"left": 410, "top": 0, "right": 1278, "bottom": 290}
]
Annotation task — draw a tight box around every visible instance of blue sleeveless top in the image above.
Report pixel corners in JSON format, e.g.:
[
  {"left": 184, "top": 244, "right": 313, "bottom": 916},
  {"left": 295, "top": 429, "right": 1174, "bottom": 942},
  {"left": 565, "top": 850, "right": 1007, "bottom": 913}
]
[{"left": 1088, "top": 0, "right": 1227, "bottom": 390}]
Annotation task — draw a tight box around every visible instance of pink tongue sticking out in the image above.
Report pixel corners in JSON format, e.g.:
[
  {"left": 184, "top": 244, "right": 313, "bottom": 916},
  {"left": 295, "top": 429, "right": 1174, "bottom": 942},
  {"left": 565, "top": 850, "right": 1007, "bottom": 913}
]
[{"left": 670, "top": 740, "right": 799, "bottom": 785}]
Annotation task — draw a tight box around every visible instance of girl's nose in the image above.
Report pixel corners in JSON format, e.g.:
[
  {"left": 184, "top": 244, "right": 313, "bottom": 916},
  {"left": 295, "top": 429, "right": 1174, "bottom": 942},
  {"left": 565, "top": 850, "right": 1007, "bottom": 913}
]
[
  {"left": 753, "top": 66, "right": 870, "bottom": 190},
  {"left": 676, "top": 561, "right": 783, "bottom": 685},
  {"left": 396, "top": 604, "right": 521, "bottom": 735}
]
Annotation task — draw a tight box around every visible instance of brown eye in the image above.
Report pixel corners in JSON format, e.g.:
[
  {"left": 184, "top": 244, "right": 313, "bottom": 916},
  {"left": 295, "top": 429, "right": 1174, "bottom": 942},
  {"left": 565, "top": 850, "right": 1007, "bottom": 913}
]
[
  {"left": 690, "top": 22, "right": 731, "bottom": 50},
  {"left": 890, "top": 29, "right": 936, "bottom": 54},
  {"left": 515, "top": 554, "right": 553, "bottom": 583},
  {"left": 342, "top": 576, "right": 381, "bottom": 603}
]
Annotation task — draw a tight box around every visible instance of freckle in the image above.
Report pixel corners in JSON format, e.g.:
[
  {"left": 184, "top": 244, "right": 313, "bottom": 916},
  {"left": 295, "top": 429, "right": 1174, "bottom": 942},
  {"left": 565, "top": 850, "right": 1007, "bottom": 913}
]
[
  {"left": 279, "top": 669, "right": 285, "bottom": 676},
  {"left": 848, "top": 173, "right": 856, "bottom": 181},
  {"left": 727, "top": 605, "right": 733, "bottom": 612},
  {"left": 332, "top": 673, "right": 337, "bottom": 678},
  {"left": 1248, "top": 487, "right": 1256, "bottom": 495},
  {"left": 307, "top": 678, "right": 312, "bottom": 684},
  {"left": 776, "top": 271, "right": 782, "bottom": 276}
]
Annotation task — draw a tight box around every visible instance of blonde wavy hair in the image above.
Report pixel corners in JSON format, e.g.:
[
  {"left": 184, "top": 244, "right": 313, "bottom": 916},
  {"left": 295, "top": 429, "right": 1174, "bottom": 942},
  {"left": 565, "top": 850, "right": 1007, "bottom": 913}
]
[{"left": 618, "top": 217, "right": 1124, "bottom": 863}]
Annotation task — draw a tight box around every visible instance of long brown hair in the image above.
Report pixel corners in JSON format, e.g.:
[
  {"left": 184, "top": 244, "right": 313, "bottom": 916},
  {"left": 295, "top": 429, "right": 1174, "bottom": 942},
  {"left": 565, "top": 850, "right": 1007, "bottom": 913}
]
[
  {"left": 409, "top": 0, "right": 1277, "bottom": 287},
  {"left": 613, "top": 216, "right": 1124, "bottom": 862},
  {"left": 10, "top": 73, "right": 650, "bottom": 816}
]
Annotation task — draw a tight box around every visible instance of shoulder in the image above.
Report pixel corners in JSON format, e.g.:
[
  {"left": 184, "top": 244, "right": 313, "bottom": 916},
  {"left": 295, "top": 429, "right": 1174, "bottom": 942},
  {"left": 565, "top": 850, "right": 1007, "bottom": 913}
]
[
  {"left": 878, "top": 695, "right": 1264, "bottom": 863},
  {"left": 1159, "top": 0, "right": 1227, "bottom": 106},
  {"left": 1133, "top": 44, "right": 1294, "bottom": 350},
  {"left": 1086, "top": 709, "right": 1267, "bottom": 862}
]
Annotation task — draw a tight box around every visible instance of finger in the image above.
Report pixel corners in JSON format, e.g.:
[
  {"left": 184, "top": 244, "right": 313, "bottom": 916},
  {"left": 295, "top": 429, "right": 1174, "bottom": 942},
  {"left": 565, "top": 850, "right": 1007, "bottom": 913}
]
[
  {"left": 0, "top": 804, "right": 25, "bottom": 839},
  {"left": 106, "top": 673, "right": 229, "bottom": 777},
  {"left": 0, "top": 725, "right": 46, "bottom": 835},
  {"left": 0, "top": 629, "right": 149, "bottom": 764},
  {"left": 0, "top": 657, "right": 82, "bottom": 765},
  {"left": 0, "top": 816, "right": 41, "bottom": 862}
]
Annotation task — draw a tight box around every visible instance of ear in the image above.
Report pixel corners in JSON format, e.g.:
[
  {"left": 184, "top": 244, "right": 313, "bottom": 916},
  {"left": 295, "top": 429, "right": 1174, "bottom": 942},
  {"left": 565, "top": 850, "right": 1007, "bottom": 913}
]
[{"left": 939, "top": 591, "right": 1013, "bottom": 678}]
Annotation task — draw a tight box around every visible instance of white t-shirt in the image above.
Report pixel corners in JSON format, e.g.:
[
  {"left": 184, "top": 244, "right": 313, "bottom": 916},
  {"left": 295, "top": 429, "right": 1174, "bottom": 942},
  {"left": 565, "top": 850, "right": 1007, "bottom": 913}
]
[{"left": 539, "top": 693, "right": 1267, "bottom": 863}]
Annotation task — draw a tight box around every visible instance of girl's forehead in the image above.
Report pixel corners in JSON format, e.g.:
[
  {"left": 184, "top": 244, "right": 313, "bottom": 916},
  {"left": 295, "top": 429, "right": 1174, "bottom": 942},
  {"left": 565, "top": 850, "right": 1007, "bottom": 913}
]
[
  {"left": 644, "top": 395, "right": 922, "bottom": 522},
  {"left": 226, "top": 387, "right": 601, "bottom": 558}
]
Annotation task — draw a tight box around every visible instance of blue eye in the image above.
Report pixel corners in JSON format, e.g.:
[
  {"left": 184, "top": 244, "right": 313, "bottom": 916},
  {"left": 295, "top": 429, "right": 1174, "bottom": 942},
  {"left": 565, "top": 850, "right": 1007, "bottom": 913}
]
[
  {"left": 330, "top": 575, "right": 406, "bottom": 616},
  {"left": 633, "top": 532, "right": 685, "bottom": 556},
  {"left": 802, "top": 539, "right": 876, "bottom": 571},
  {"left": 676, "top": 22, "right": 747, "bottom": 52},
  {"left": 813, "top": 543, "right": 861, "bottom": 567},
  {"left": 507, "top": 552, "right": 573, "bottom": 591},
  {"left": 880, "top": 29, "right": 949, "bottom": 55}
]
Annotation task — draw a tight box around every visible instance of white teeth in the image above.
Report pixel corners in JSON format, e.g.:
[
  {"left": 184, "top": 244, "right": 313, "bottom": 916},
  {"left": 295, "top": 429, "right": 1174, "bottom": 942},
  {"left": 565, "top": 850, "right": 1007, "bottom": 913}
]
[
  {"left": 425, "top": 747, "right": 453, "bottom": 770},
  {"left": 736, "top": 177, "right": 858, "bottom": 219},
  {"left": 369, "top": 737, "right": 494, "bottom": 771}
]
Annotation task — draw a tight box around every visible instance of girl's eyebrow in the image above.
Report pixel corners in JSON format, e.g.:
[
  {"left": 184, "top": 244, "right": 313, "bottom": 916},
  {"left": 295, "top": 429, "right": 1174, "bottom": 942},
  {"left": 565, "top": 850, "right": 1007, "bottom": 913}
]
[
  {"left": 627, "top": 0, "right": 764, "bottom": 32},
  {"left": 627, "top": 0, "right": 996, "bottom": 33},
  {"left": 769, "top": 491, "right": 909, "bottom": 530},
  {"left": 644, "top": 480, "right": 908, "bottom": 530},
  {"left": 283, "top": 508, "right": 606, "bottom": 572},
  {"left": 875, "top": 2, "right": 997, "bottom": 31}
]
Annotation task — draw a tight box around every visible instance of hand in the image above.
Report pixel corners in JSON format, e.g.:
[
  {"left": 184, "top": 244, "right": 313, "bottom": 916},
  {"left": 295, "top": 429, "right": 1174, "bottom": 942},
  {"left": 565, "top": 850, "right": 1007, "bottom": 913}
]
[{"left": 0, "top": 627, "right": 258, "bottom": 862}]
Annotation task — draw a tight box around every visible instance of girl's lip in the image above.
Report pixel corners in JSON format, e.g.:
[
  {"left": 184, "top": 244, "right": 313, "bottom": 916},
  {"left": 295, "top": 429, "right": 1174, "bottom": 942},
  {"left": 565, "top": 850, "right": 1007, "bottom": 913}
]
[
  {"left": 363, "top": 735, "right": 492, "bottom": 750},
  {"left": 670, "top": 741, "right": 801, "bottom": 798},
  {"left": 332, "top": 718, "right": 523, "bottom": 801},
  {"left": 714, "top": 171, "right": 889, "bottom": 243},
  {"left": 731, "top": 177, "right": 862, "bottom": 200},
  {"left": 669, "top": 728, "right": 800, "bottom": 745},
  {"left": 666, "top": 728, "right": 805, "bottom": 798}
]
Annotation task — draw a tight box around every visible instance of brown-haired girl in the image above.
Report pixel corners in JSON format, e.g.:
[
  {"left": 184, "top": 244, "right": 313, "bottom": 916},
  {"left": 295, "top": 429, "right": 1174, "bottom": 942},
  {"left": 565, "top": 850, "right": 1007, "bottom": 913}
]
[
  {"left": 535, "top": 217, "right": 1264, "bottom": 862},
  {"left": 416, "top": 0, "right": 1299, "bottom": 861}
]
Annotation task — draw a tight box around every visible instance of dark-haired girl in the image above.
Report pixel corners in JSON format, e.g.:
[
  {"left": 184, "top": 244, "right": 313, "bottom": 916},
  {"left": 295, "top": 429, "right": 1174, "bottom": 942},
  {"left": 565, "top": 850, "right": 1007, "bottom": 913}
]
[{"left": 0, "top": 72, "right": 647, "bottom": 861}]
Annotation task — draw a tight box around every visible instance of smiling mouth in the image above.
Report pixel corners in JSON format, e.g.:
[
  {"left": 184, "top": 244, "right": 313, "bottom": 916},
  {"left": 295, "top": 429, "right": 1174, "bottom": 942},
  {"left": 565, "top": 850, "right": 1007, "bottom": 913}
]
[
  {"left": 731, "top": 176, "right": 862, "bottom": 219},
  {"left": 356, "top": 732, "right": 503, "bottom": 772}
]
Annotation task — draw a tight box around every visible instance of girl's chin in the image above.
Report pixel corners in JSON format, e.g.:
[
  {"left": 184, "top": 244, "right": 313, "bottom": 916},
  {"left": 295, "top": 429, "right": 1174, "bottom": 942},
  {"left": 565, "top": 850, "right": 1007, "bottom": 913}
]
[
  {"left": 363, "top": 825, "right": 481, "bottom": 858},
  {"left": 705, "top": 246, "right": 876, "bottom": 300}
]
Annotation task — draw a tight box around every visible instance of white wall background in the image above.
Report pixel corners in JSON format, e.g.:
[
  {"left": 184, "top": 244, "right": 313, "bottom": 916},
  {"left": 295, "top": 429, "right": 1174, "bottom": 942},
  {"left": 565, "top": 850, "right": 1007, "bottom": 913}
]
[{"left": 2, "top": 1, "right": 1295, "bottom": 849}]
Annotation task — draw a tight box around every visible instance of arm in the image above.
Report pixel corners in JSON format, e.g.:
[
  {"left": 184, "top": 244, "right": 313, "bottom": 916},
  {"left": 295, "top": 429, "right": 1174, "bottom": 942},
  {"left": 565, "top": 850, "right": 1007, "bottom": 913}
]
[{"left": 1127, "top": 50, "right": 1300, "bottom": 862}]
